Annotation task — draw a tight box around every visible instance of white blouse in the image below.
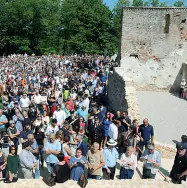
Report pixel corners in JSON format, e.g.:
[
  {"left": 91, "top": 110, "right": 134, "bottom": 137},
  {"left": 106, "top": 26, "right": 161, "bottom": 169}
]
[{"left": 120, "top": 153, "right": 137, "bottom": 170}]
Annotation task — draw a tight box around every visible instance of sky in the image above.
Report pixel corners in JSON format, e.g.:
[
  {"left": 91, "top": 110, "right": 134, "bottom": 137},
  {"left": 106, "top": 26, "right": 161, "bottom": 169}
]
[{"left": 103, "top": 0, "right": 186, "bottom": 9}]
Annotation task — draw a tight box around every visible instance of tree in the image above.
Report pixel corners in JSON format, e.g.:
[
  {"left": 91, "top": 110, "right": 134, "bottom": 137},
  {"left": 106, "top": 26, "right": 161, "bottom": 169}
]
[
  {"left": 173, "top": 0, "right": 184, "bottom": 7},
  {"left": 132, "top": 0, "right": 144, "bottom": 6},
  {"left": 0, "top": 0, "right": 61, "bottom": 55},
  {"left": 160, "top": 2, "right": 168, "bottom": 7},
  {"left": 60, "top": 0, "right": 116, "bottom": 55},
  {"left": 149, "top": 0, "right": 159, "bottom": 7}
]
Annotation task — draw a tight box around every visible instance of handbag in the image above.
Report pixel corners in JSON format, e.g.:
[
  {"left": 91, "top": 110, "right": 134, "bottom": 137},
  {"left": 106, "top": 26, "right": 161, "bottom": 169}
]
[{"left": 43, "top": 175, "right": 56, "bottom": 187}]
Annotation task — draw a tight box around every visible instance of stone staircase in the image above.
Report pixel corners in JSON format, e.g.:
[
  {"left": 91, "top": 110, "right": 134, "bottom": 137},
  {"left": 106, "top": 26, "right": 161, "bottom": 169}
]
[
  {"left": 1, "top": 159, "right": 187, "bottom": 188},
  {"left": 0, "top": 178, "right": 185, "bottom": 188}
]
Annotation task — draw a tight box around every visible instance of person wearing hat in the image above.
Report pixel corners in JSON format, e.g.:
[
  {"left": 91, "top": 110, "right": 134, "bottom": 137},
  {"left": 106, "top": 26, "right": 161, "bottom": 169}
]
[
  {"left": 102, "top": 139, "right": 119, "bottom": 180},
  {"left": 140, "top": 143, "right": 161, "bottom": 179},
  {"left": 181, "top": 135, "right": 187, "bottom": 150},
  {"left": 170, "top": 142, "right": 187, "bottom": 184},
  {"left": 19, "top": 141, "right": 37, "bottom": 179},
  {"left": 88, "top": 116, "right": 104, "bottom": 145}
]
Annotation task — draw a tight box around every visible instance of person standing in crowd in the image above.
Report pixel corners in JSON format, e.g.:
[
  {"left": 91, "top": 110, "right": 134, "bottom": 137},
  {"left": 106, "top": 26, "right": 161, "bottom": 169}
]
[
  {"left": 102, "top": 139, "right": 119, "bottom": 180},
  {"left": 170, "top": 143, "right": 187, "bottom": 184},
  {"left": 7, "top": 120, "right": 19, "bottom": 153},
  {"left": 69, "top": 148, "right": 88, "bottom": 186},
  {"left": 140, "top": 143, "right": 161, "bottom": 179},
  {"left": 61, "top": 135, "right": 72, "bottom": 163},
  {"left": 44, "top": 133, "right": 61, "bottom": 174},
  {"left": 103, "top": 112, "right": 111, "bottom": 146},
  {"left": 108, "top": 120, "right": 118, "bottom": 141},
  {"left": 13, "top": 109, "right": 24, "bottom": 133},
  {"left": 87, "top": 142, "right": 105, "bottom": 180},
  {"left": 0, "top": 109, "right": 8, "bottom": 137},
  {"left": 19, "top": 141, "right": 37, "bottom": 179},
  {"left": 20, "top": 94, "right": 30, "bottom": 112},
  {"left": 51, "top": 153, "right": 70, "bottom": 183},
  {"left": 46, "top": 118, "right": 59, "bottom": 137},
  {"left": 20, "top": 124, "right": 33, "bottom": 145},
  {"left": 53, "top": 104, "right": 66, "bottom": 128},
  {"left": 120, "top": 146, "right": 137, "bottom": 179},
  {"left": 77, "top": 105, "right": 88, "bottom": 123},
  {"left": 138, "top": 118, "right": 154, "bottom": 151},
  {"left": 76, "top": 134, "right": 88, "bottom": 157},
  {"left": 34, "top": 126, "right": 46, "bottom": 167},
  {"left": 5, "top": 145, "right": 19, "bottom": 183},
  {"left": 119, "top": 111, "right": 131, "bottom": 131},
  {"left": 88, "top": 117, "right": 104, "bottom": 145},
  {"left": 27, "top": 134, "right": 40, "bottom": 179},
  {"left": 180, "top": 79, "right": 186, "bottom": 98},
  {"left": 0, "top": 143, "right": 7, "bottom": 178}
]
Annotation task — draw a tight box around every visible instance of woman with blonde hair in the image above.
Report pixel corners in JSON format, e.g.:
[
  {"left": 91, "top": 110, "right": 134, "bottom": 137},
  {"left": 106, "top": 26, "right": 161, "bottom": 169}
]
[{"left": 119, "top": 146, "right": 137, "bottom": 179}]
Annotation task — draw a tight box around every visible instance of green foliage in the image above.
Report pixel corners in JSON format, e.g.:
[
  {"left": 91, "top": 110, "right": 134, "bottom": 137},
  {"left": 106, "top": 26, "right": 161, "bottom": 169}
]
[
  {"left": 0, "top": 0, "right": 61, "bottom": 55},
  {"left": 149, "top": 0, "right": 159, "bottom": 7},
  {"left": 0, "top": 0, "right": 185, "bottom": 56},
  {"left": 159, "top": 2, "right": 169, "bottom": 7},
  {"left": 132, "top": 0, "right": 144, "bottom": 6},
  {"left": 173, "top": 0, "right": 184, "bottom": 7}
]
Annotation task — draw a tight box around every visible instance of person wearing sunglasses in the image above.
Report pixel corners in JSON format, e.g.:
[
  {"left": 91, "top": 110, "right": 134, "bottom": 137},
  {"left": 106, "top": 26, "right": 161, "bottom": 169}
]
[
  {"left": 4, "top": 145, "right": 19, "bottom": 183},
  {"left": 140, "top": 143, "right": 161, "bottom": 179}
]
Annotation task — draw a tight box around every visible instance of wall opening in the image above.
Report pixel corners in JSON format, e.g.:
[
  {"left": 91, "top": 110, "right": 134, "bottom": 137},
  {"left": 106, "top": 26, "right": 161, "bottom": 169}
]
[{"left": 164, "top": 14, "right": 170, "bottom": 33}]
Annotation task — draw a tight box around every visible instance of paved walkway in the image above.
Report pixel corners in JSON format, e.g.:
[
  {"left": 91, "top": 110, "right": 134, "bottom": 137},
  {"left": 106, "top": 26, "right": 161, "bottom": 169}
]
[{"left": 137, "top": 91, "right": 187, "bottom": 145}]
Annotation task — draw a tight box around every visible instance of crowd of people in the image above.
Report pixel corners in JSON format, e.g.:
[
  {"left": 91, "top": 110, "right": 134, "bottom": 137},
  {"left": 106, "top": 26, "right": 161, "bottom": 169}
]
[{"left": 0, "top": 54, "right": 186, "bottom": 187}]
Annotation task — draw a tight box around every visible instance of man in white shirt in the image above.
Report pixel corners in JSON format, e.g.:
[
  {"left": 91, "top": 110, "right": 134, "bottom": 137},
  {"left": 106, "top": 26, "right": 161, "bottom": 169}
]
[
  {"left": 108, "top": 121, "right": 118, "bottom": 141},
  {"left": 20, "top": 94, "right": 30, "bottom": 112},
  {"left": 33, "top": 90, "right": 41, "bottom": 105},
  {"left": 119, "top": 146, "right": 137, "bottom": 179},
  {"left": 53, "top": 104, "right": 66, "bottom": 128},
  {"left": 82, "top": 94, "right": 90, "bottom": 110},
  {"left": 46, "top": 118, "right": 59, "bottom": 136}
]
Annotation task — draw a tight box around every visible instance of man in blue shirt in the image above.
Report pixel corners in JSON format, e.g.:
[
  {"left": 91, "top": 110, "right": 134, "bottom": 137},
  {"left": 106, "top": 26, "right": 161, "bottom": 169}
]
[
  {"left": 102, "top": 139, "right": 119, "bottom": 180},
  {"left": 44, "top": 133, "right": 61, "bottom": 173},
  {"left": 140, "top": 143, "right": 161, "bottom": 179},
  {"left": 138, "top": 118, "right": 154, "bottom": 152}
]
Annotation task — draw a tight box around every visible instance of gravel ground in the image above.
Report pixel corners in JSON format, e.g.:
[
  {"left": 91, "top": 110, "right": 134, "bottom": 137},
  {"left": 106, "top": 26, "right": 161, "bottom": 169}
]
[{"left": 137, "top": 91, "right": 187, "bottom": 145}]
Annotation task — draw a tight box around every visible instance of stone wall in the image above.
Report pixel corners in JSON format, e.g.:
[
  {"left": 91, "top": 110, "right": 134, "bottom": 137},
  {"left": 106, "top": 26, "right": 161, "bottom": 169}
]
[
  {"left": 108, "top": 68, "right": 140, "bottom": 120},
  {"left": 121, "top": 7, "right": 187, "bottom": 61},
  {"left": 108, "top": 68, "right": 127, "bottom": 113},
  {"left": 119, "top": 7, "right": 187, "bottom": 90}
]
